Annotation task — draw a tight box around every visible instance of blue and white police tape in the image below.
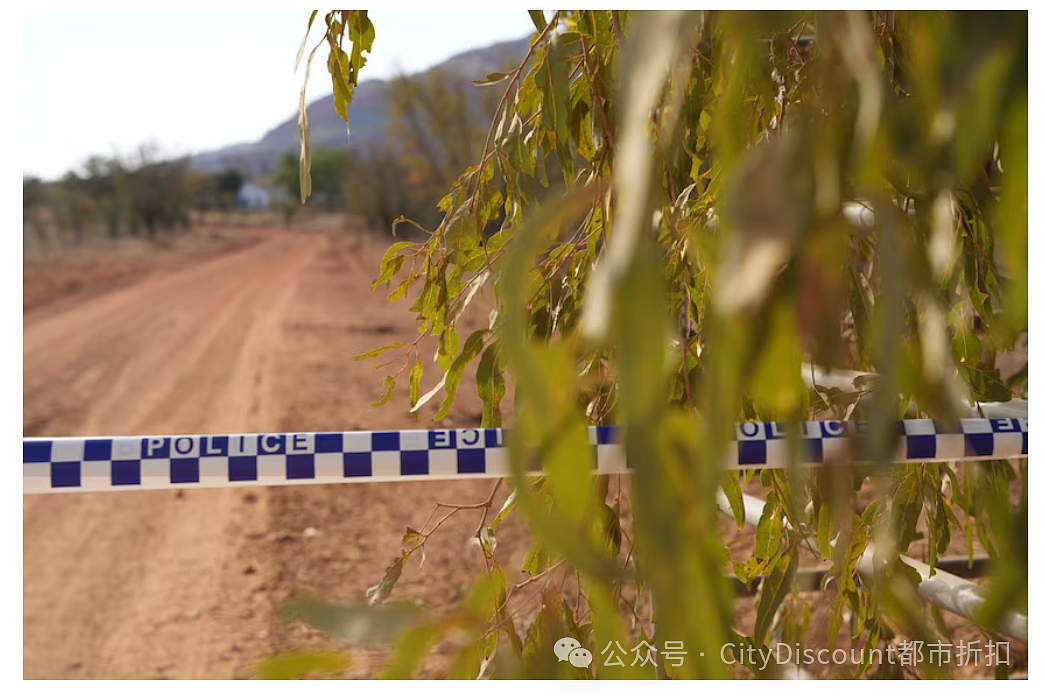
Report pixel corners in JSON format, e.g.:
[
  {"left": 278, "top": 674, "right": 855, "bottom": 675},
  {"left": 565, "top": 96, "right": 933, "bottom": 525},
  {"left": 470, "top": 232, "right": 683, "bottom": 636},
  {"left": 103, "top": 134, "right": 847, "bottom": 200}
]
[{"left": 23, "top": 418, "right": 1028, "bottom": 494}]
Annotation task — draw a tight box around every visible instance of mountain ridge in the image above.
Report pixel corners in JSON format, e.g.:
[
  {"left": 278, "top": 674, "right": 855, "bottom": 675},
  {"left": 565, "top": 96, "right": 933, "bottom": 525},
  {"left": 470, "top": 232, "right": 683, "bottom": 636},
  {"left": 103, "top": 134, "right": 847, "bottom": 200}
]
[{"left": 191, "top": 36, "right": 530, "bottom": 177}]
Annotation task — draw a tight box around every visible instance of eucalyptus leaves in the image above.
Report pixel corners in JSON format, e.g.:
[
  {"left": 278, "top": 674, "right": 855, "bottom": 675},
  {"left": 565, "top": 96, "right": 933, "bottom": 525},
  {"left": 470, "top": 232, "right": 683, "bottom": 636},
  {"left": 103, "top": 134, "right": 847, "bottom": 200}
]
[{"left": 295, "top": 11, "right": 1026, "bottom": 678}]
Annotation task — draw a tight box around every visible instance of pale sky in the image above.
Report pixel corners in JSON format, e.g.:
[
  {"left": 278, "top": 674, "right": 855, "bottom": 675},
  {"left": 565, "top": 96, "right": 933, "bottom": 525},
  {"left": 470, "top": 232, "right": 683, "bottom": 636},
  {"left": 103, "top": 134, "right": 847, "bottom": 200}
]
[{"left": 22, "top": 9, "right": 535, "bottom": 180}]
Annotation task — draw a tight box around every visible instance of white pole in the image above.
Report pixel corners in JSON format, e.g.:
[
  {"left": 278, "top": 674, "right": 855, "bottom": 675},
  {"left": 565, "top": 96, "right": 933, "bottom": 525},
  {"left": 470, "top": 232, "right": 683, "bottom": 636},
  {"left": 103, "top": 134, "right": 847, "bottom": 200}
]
[{"left": 715, "top": 491, "right": 1028, "bottom": 643}]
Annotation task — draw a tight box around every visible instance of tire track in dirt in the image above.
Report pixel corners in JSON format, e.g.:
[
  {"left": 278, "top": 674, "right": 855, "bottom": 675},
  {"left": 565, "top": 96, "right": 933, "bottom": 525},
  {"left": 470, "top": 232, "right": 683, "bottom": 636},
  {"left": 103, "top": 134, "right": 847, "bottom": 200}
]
[{"left": 23, "top": 233, "right": 325, "bottom": 678}]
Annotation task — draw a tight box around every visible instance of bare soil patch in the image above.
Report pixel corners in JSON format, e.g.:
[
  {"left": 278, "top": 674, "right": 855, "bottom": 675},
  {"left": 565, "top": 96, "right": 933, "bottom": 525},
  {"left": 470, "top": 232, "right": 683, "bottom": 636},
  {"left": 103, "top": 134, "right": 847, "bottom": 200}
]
[{"left": 23, "top": 227, "right": 266, "bottom": 316}]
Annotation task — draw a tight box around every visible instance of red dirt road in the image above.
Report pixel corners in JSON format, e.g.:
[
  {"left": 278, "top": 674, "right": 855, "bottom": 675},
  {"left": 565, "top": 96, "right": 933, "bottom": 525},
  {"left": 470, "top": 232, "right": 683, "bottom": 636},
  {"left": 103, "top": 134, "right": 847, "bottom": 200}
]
[{"left": 23, "top": 231, "right": 523, "bottom": 678}]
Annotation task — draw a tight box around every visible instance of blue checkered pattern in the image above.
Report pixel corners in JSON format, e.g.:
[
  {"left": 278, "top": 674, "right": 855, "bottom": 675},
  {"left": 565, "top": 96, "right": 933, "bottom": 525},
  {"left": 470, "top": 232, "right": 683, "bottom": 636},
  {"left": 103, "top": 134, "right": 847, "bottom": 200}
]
[
  {"left": 22, "top": 419, "right": 1028, "bottom": 494},
  {"left": 727, "top": 417, "right": 1028, "bottom": 469}
]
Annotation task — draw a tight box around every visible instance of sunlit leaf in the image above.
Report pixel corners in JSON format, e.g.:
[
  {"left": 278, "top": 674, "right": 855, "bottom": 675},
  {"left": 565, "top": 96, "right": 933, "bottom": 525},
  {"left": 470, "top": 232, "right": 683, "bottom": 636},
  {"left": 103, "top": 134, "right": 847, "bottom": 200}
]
[{"left": 372, "top": 375, "right": 396, "bottom": 408}]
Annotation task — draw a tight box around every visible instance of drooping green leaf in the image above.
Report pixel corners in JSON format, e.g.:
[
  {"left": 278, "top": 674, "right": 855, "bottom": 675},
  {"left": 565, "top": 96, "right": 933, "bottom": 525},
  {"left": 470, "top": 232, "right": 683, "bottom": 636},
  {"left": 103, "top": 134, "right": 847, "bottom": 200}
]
[
  {"left": 536, "top": 33, "right": 574, "bottom": 181},
  {"left": 434, "top": 329, "right": 488, "bottom": 420},
  {"left": 372, "top": 375, "right": 396, "bottom": 408},
  {"left": 528, "top": 10, "right": 547, "bottom": 32},
  {"left": 354, "top": 343, "right": 405, "bottom": 361},
  {"left": 255, "top": 650, "right": 350, "bottom": 680},
  {"left": 720, "top": 470, "right": 745, "bottom": 529},
  {"left": 476, "top": 341, "right": 506, "bottom": 426},
  {"left": 473, "top": 71, "right": 510, "bottom": 86},
  {"left": 491, "top": 489, "right": 517, "bottom": 533},
  {"left": 754, "top": 550, "right": 798, "bottom": 646},
  {"left": 366, "top": 556, "right": 405, "bottom": 605},
  {"left": 817, "top": 501, "right": 833, "bottom": 562},
  {"left": 294, "top": 10, "right": 320, "bottom": 72},
  {"left": 408, "top": 355, "right": 423, "bottom": 408}
]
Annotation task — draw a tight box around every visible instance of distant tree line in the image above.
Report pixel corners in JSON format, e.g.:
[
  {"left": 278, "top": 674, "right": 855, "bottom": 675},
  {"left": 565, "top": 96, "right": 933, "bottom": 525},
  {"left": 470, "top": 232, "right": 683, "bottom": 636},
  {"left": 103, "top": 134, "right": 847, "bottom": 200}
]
[
  {"left": 22, "top": 145, "right": 256, "bottom": 250},
  {"left": 25, "top": 61, "right": 521, "bottom": 246}
]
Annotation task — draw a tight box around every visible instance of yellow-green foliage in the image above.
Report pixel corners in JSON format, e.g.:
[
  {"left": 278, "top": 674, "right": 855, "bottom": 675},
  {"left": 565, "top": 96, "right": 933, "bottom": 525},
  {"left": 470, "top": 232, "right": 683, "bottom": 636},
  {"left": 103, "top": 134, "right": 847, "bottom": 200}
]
[{"left": 290, "top": 11, "right": 1027, "bottom": 679}]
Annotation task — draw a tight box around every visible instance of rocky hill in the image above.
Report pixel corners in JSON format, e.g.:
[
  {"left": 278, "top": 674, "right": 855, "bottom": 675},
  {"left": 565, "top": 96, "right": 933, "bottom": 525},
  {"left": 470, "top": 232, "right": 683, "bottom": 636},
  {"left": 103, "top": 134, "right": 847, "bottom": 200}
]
[{"left": 191, "top": 36, "right": 529, "bottom": 177}]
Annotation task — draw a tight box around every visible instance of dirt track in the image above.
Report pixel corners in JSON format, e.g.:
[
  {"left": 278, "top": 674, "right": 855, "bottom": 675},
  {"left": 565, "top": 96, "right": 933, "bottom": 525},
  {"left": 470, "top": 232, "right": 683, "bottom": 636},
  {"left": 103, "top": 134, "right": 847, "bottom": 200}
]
[{"left": 23, "top": 231, "right": 523, "bottom": 678}]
